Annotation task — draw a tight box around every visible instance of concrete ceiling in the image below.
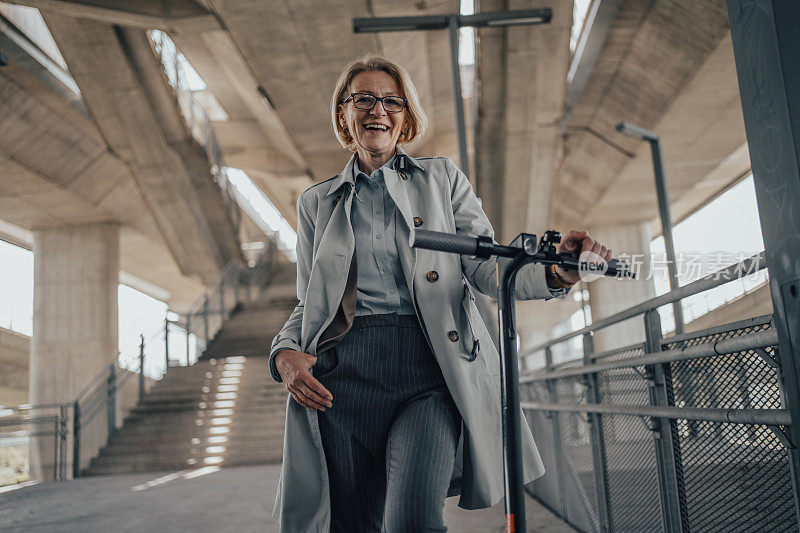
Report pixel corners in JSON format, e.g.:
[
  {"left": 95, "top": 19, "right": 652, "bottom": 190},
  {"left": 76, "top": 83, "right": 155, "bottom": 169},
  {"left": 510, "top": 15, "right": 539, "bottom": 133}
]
[
  {"left": 202, "top": 0, "right": 460, "bottom": 205},
  {"left": 0, "top": 0, "right": 753, "bottom": 328},
  {"left": 39, "top": 13, "right": 241, "bottom": 281},
  {"left": 0, "top": 50, "right": 207, "bottom": 309},
  {"left": 553, "top": 0, "right": 741, "bottom": 234},
  {"left": 476, "top": 0, "right": 573, "bottom": 244}
]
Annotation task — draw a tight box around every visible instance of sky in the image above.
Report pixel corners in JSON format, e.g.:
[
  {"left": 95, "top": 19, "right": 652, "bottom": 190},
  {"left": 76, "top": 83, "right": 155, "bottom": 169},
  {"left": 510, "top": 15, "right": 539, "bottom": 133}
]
[
  {"left": 650, "top": 175, "right": 766, "bottom": 329},
  {"left": 0, "top": 250, "right": 178, "bottom": 379}
]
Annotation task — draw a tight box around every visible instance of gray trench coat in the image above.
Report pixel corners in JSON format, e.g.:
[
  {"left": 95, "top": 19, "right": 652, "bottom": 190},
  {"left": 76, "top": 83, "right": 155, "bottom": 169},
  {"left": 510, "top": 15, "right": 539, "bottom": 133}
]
[{"left": 269, "top": 147, "right": 566, "bottom": 532}]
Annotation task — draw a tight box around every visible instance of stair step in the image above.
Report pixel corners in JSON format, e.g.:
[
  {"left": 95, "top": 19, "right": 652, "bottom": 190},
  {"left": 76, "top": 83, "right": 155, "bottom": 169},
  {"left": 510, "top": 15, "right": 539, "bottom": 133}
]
[
  {"left": 85, "top": 295, "right": 295, "bottom": 476},
  {"left": 113, "top": 420, "right": 286, "bottom": 437},
  {"left": 133, "top": 398, "right": 286, "bottom": 411},
  {"left": 98, "top": 438, "right": 284, "bottom": 456},
  {"left": 123, "top": 413, "right": 286, "bottom": 427},
  {"left": 107, "top": 429, "right": 284, "bottom": 447},
  {"left": 90, "top": 449, "right": 283, "bottom": 472},
  {"left": 83, "top": 454, "right": 282, "bottom": 475},
  {"left": 122, "top": 411, "right": 286, "bottom": 425}
]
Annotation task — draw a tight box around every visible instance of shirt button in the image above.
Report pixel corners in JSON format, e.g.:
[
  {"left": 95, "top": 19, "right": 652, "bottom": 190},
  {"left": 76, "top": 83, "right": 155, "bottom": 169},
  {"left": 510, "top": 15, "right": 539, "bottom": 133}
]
[
  {"left": 376, "top": 234, "right": 382, "bottom": 239},
  {"left": 448, "top": 331, "right": 459, "bottom": 342},
  {"left": 426, "top": 270, "right": 439, "bottom": 283},
  {"left": 413, "top": 217, "right": 423, "bottom": 227},
  {"left": 376, "top": 210, "right": 382, "bottom": 214},
  {"left": 382, "top": 267, "right": 389, "bottom": 273},
  {"left": 390, "top": 290, "right": 396, "bottom": 294}
]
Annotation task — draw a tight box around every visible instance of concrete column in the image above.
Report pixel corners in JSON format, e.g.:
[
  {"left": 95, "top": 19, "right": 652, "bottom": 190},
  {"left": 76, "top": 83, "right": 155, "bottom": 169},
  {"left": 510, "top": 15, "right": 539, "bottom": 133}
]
[
  {"left": 588, "top": 223, "right": 656, "bottom": 353},
  {"left": 728, "top": 0, "right": 800, "bottom": 508},
  {"left": 30, "top": 223, "right": 119, "bottom": 480}
]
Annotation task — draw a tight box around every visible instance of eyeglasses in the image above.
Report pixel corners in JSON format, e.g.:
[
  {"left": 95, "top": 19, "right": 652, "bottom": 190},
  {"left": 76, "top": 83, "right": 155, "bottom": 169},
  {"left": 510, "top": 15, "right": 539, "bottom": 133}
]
[{"left": 343, "top": 93, "right": 407, "bottom": 113}]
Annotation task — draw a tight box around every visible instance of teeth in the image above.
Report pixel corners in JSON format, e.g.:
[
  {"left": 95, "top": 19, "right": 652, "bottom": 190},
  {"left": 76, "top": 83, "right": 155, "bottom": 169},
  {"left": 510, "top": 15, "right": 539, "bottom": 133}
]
[{"left": 364, "top": 124, "right": 388, "bottom": 131}]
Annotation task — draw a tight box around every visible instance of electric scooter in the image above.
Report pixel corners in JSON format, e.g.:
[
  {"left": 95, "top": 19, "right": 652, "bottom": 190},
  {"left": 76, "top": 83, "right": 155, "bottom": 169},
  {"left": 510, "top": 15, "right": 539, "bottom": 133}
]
[{"left": 409, "top": 229, "right": 633, "bottom": 533}]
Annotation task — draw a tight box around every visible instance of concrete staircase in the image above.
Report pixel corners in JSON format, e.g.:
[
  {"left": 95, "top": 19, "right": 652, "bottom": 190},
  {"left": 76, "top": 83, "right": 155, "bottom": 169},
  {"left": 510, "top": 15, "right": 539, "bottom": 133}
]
[{"left": 83, "top": 265, "right": 298, "bottom": 476}]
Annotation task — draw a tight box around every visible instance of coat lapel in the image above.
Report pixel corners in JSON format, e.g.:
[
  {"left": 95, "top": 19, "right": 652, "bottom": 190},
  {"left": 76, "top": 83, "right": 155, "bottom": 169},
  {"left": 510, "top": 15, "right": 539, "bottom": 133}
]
[
  {"left": 384, "top": 161, "right": 419, "bottom": 306},
  {"left": 307, "top": 156, "right": 357, "bottom": 354}
]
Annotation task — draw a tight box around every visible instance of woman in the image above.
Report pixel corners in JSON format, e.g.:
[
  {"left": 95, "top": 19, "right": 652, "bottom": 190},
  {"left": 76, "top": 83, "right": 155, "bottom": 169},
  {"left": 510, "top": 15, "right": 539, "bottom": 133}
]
[{"left": 269, "top": 55, "right": 611, "bottom": 532}]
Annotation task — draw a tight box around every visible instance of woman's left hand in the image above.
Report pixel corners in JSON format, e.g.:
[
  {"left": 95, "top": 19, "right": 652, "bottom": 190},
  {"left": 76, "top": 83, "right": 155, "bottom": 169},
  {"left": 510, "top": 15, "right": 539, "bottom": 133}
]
[{"left": 555, "top": 230, "right": 612, "bottom": 284}]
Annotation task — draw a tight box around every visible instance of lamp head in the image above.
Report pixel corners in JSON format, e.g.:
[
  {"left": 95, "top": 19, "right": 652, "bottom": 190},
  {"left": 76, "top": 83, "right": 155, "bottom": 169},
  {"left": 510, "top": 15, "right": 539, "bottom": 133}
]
[{"left": 615, "top": 122, "right": 659, "bottom": 142}]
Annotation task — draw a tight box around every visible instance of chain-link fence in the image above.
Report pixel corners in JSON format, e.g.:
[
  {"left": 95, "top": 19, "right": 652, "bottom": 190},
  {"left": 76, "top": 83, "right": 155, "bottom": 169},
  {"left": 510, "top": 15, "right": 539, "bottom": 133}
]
[
  {"left": 0, "top": 357, "right": 149, "bottom": 486},
  {"left": 0, "top": 405, "right": 68, "bottom": 485},
  {"left": 520, "top": 312, "right": 797, "bottom": 532}
]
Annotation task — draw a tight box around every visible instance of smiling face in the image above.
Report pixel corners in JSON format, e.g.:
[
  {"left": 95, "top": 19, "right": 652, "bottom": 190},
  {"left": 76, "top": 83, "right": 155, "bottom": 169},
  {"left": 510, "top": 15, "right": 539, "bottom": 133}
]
[{"left": 338, "top": 70, "right": 408, "bottom": 163}]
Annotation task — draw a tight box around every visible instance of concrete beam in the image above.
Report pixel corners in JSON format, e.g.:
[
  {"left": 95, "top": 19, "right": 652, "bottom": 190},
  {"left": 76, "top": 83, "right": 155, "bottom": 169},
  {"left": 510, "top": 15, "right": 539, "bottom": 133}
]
[
  {"left": 476, "top": 0, "right": 571, "bottom": 243},
  {"left": 41, "top": 14, "right": 238, "bottom": 282},
  {"left": 0, "top": 42, "right": 209, "bottom": 309},
  {"left": 4, "top": 0, "right": 220, "bottom": 33},
  {"left": 581, "top": 32, "right": 748, "bottom": 228},
  {"left": 0, "top": 11, "right": 82, "bottom": 109},
  {"left": 554, "top": 0, "right": 732, "bottom": 229},
  {"left": 564, "top": 0, "right": 620, "bottom": 120}
]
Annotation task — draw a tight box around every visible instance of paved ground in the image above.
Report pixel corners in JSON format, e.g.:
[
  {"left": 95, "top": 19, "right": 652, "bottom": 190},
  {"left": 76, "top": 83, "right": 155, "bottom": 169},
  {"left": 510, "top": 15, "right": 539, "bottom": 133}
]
[{"left": 0, "top": 464, "right": 574, "bottom": 532}]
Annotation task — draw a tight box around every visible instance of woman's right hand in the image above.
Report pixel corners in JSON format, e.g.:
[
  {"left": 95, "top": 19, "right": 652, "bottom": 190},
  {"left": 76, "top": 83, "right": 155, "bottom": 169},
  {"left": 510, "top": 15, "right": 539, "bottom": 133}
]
[{"left": 274, "top": 349, "right": 334, "bottom": 411}]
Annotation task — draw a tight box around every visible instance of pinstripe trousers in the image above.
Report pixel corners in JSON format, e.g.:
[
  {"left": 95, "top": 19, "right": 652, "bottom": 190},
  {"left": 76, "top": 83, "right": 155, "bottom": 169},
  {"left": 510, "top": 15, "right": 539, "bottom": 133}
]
[{"left": 314, "top": 313, "right": 462, "bottom": 533}]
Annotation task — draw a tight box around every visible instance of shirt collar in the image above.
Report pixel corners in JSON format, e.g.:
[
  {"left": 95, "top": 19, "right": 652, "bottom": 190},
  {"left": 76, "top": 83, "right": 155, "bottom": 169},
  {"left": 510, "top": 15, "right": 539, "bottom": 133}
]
[
  {"left": 353, "top": 154, "right": 396, "bottom": 180},
  {"left": 326, "top": 146, "right": 424, "bottom": 198}
]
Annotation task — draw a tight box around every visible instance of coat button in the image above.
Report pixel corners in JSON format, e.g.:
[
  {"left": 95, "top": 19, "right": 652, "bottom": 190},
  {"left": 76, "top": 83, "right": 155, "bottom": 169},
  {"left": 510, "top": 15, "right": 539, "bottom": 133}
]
[
  {"left": 448, "top": 330, "right": 459, "bottom": 342},
  {"left": 400, "top": 172, "right": 408, "bottom": 180},
  {"left": 413, "top": 216, "right": 423, "bottom": 227},
  {"left": 426, "top": 270, "right": 439, "bottom": 282}
]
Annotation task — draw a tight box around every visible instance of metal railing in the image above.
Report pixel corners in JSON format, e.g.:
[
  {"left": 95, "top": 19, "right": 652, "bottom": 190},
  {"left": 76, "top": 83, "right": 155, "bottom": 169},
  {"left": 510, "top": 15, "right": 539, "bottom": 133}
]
[
  {"left": 150, "top": 29, "right": 242, "bottom": 246},
  {"left": 164, "top": 240, "right": 279, "bottom": 366},
  {"left": 0, "top": 241, "right": 277, "bottom": 487},
  {"left": 148, "top": 29, "right": 285, "bottom": 368},
  {"left": 0, "top": 403, "right": 68, "bottom": 484},
  {"left": 0, "top": 353, "right": 146, "bottom": 484},
  {"left": 518, "top": 252, "right": 798, "bottom": 531}
]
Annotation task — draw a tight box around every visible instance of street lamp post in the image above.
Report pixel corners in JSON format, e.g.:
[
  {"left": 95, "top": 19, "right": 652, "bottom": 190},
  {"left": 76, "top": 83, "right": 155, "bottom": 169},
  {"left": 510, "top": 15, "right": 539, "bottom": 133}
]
[
  {"left": 616, "top": 121, "right": 685, "bottom": 334},
  {"left": 353, "top": 9, "right": 552, "bottom": 178}
]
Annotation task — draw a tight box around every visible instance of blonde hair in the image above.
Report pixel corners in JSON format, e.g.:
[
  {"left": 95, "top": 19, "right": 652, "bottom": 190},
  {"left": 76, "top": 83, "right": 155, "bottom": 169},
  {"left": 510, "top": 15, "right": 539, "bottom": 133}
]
[{"left": 331, "top": 54, "right": 428, "bottom": 151}]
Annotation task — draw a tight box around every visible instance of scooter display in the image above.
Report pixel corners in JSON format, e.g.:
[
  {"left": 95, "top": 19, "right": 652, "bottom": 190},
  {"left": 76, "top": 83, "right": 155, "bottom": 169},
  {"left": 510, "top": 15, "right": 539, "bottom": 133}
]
[{"left": 409, "top": 229, "right": 633, "bottom": 533}]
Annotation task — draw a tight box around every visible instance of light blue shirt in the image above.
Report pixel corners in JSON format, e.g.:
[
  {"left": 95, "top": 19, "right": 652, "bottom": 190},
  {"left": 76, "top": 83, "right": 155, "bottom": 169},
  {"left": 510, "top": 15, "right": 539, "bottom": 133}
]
[{"left": 351, "top": 155, "right": 416, "bottom": 316}]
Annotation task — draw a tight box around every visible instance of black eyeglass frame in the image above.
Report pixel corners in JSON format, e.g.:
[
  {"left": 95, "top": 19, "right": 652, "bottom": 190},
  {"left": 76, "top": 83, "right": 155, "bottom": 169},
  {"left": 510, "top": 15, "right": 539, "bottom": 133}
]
[{"left": 342, "top": 92, "right": 408, "bottom": 113}]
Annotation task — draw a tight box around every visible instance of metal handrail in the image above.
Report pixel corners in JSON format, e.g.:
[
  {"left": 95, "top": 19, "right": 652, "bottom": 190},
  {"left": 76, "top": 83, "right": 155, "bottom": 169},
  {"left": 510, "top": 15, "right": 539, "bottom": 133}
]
[
  {"left": 150, "top": 30, "right": 242, "bottom": 241},
  {"left": 517, "top": 249, "right": 792, "bottom": 531},
  {"left": 523, "top": 251, "right": 766, "bottom": 355},
  {"left": 161, "top": 240, "right": 278, "bottom": 370},
  {"left": 1, "top": 350, "right": 146, "bottom": 482},
  {"left": 519, "top": 402, "right": 790, "bottom": 426},
  {"left": 72, "top": 361, "right": 114, "bottom": 404},
  {"left": 522, "top": 328, "right": 778, "bottom": 382}
]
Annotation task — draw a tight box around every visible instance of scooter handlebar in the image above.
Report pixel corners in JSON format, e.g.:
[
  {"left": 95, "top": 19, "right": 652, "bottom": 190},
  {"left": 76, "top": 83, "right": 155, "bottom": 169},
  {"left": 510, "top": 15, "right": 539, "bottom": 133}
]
[
  {"left": 408, "top": 229, "right": 479, "bottom": 256},
  {"left": 409, "top": 229, "right": 634, "bottom": 278}
]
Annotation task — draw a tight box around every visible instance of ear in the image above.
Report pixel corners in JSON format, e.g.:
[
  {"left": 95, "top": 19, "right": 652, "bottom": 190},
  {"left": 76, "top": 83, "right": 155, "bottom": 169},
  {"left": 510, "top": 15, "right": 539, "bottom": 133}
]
[{"left": 337, "top": 106, "right": 347, "bottom": 131}]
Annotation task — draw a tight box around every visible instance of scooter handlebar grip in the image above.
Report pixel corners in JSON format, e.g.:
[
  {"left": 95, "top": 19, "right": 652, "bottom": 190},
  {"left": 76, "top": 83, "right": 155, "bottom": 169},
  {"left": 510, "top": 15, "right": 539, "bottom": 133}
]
[{"left": 409, "top": 229, "right": 478, "bottom": 256}]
